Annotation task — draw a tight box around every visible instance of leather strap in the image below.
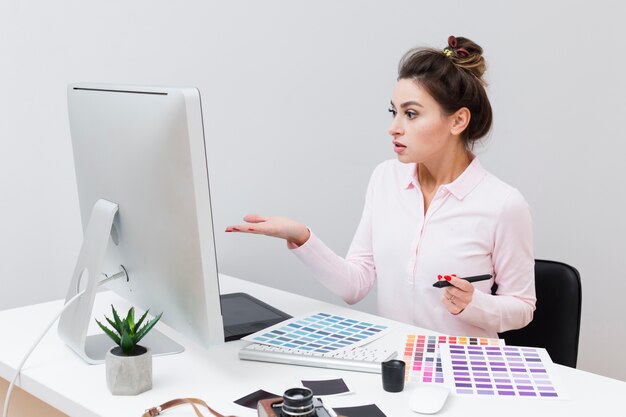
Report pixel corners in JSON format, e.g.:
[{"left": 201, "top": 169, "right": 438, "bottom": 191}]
[{"left": 142, "top": 398, "right": 237, "bottom": 417}]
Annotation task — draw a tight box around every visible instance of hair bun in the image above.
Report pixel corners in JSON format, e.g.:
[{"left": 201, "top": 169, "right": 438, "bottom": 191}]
[{"left": 445, "top": 36, "right": 486, "bottom": 82}]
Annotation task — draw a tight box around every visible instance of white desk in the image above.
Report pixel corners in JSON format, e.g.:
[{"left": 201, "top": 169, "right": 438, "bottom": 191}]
[{"left": 1, "top": 274, "right": 624, "bottom": 416}]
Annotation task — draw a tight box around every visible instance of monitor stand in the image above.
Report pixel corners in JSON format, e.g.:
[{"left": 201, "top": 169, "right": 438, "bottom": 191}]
[
  {"left": 84, "top": 331, "right": 184, "bottom": 362},
  {"left": 58, "top": 199, "right": 183, "bottom": 364}
]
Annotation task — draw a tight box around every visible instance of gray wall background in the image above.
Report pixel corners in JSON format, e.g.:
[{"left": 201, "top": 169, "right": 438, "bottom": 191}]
[{"left": 1, "top": 1, "right": 625, "bottom": 381}]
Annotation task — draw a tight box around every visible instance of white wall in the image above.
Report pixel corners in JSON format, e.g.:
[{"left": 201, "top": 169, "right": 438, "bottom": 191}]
[{"left": 1, "top": 0, "right": 624, "bottom": 381}]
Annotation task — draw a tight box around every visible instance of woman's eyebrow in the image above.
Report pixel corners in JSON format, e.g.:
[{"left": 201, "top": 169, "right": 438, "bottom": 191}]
[{"left": 400, "top": 100, "right": 423, "bottom": 108}]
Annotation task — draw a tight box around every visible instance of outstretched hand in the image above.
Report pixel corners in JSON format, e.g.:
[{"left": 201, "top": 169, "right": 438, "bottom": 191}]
[{"left": 225, "top": 214, "right": 311, "bottom": 247}]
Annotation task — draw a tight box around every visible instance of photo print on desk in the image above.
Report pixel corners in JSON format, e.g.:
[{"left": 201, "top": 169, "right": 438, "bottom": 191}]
[
  {"left": 243, "top": 312, "right": 390, "bottom": 354},
  {"left": 333, "top": 404, "right": 387, "bottom": 417},
  {"left": 403, "top": 334, "right": 505, "bottom": 384},
  {"left": 301, "top": 378, "right": 351, "bottom": 396},
  {"left": 234, "top": 389, "right": 280, "bottom": 410},
  {"left": 439, "top": 344, "right": 568, "bottom": 399}
]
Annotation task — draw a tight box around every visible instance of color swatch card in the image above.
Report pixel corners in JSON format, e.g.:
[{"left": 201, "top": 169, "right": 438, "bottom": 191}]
[
  {"left": 439, "top": 344, "right": 569, "bottom": 399},
  {"left": 243, "top": 312, "right": 391, "bottom": 354},
  {"left": 403, "top": 334, "right": 505, "bottom": 384}
]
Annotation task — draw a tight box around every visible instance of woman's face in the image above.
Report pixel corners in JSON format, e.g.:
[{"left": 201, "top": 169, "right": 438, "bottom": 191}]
[{"left": 388, "top": 79, "right": 460, "bottom": 164}]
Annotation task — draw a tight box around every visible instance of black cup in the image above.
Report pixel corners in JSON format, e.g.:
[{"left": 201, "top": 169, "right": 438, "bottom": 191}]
[{"left": 381, "top": 359, "right": 405, "bottom": 392}]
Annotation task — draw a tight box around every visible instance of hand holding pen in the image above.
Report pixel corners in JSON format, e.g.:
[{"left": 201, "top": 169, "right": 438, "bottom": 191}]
[
  {"left": 433, "top": 274, "right": 492, "bottom": 288},
  {"left": 434, "top": 274, "right": 492, "bottom": 315}
]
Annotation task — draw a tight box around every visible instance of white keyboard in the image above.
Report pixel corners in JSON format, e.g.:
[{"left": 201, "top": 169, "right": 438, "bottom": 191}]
[{"left": 239, "top": 343, "right": 397, "bottom": 373}]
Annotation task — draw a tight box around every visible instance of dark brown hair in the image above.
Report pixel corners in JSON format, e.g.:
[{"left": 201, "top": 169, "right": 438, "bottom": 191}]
[{"left": 398, "top": 36, "right": 492, "bottom": 146}]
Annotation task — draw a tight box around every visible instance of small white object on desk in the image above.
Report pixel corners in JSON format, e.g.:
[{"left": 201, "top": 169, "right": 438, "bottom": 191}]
[{"left": 408, "top": 384, "right": 450, "bottom": 414}]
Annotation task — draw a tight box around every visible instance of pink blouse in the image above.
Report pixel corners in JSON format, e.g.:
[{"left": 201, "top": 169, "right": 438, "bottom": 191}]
[{"left": 290, "top": 158, "right": 536, "bottom": 338}]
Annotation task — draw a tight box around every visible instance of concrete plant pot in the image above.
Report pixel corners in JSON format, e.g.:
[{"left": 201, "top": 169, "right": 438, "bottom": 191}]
[{"left": 105, "top": 345, "right": 152, "bottom": 395}]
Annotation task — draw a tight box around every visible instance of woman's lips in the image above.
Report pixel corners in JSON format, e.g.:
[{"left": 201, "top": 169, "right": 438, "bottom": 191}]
[{"left": 393, "top": 141, "right": 407, "bottom": 154}]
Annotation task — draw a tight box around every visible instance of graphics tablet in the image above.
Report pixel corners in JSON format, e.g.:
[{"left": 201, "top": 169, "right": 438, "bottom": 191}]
[{"left": 220, "top": 292, "right": 292, "bottom": 341}]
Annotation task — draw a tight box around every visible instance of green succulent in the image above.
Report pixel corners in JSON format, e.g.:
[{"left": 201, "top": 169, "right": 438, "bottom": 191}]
[{"left": 96, "top": 305, "right": 162, "bottom": 355}]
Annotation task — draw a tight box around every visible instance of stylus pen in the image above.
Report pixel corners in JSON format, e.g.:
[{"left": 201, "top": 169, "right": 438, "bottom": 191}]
[{"left": 432, "top": 274, "right": 492, "bottom": 288}]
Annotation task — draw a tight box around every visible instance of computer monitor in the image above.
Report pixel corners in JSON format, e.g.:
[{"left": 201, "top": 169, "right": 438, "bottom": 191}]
[{"left": 58, "top": 83, "right": 224, "bottom": 364}]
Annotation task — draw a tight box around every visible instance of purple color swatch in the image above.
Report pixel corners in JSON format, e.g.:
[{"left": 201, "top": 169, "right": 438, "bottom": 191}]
[{"left": 443, "top": 344, "right": 560, "bottom": 399}]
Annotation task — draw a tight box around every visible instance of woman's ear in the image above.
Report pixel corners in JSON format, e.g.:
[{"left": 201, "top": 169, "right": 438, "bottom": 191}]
[{"left": 450, "top": 107, "right": 471, "bottom": 136}]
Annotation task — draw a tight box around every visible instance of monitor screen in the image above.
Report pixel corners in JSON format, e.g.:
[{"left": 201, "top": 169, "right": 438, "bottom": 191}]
[{"left": 58, "top": 83, "right": 224, "bottom": 363}]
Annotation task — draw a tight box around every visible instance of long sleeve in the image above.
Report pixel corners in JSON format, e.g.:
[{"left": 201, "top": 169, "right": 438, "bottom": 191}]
[
  {"left": 289, "top": 177, "right": 378, "bottom": 305},
  {"left": 458, "top": 189, "right": 536, "bottom": 333}
]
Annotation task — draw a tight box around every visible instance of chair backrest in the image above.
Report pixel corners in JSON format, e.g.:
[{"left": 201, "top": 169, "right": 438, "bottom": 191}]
[{"left": 498, "top": 259, "right": 582, "bottom": 368}]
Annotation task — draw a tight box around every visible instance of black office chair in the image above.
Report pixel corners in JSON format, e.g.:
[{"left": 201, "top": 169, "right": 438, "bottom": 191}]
[{"left": 497, "top": 259, "right": 582, "bottom": 368}]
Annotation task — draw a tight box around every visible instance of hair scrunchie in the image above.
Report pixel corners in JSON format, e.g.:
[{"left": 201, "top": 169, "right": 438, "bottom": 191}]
[{"left": 444, "top": 35, "right": 469, "bottom": 58}]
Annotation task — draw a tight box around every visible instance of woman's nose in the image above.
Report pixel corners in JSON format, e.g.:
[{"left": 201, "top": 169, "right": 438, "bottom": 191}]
[{"left": 388, "top": 118, "right": 403, "bottom": 137}]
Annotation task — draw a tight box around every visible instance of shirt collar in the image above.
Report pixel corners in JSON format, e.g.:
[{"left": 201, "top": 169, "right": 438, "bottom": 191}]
[
  {"left": 444, "top": 157, "right": 487, "bottom": 200},
  {"left": 401, "top": 156, "right": 487, "bottom": 200},
  {"left": 401, "top": 163, "right": 418, "bottom": 190}
]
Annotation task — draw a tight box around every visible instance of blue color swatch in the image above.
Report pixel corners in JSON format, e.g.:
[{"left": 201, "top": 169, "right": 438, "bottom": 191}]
[{"left": 247, "top": 312, "right": 388, "bottom": 354}]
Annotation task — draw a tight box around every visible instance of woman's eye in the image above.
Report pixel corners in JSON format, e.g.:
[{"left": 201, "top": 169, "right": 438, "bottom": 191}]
[
  {"left": 388, "top": 108, "right": 397, "bottom": 117},
  {"left": 406, "top": 111, "right": 418, "bottom": 119}
]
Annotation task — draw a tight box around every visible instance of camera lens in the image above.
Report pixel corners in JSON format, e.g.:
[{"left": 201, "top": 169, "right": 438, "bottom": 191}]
[{"left": 280, "top": 387, "right": 315, "bottom": 417}]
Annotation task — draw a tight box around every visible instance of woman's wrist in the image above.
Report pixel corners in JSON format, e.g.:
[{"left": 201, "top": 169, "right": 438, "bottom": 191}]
[{"left": 288, "top": 226, "right": 311, "bottom": 247}]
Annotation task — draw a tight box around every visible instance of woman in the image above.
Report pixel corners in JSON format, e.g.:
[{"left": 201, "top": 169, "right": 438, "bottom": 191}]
[{"left": 226, "top": 36, "right": 536, "bottom": 338}]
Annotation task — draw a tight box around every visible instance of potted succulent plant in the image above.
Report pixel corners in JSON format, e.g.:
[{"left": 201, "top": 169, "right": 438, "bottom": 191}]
[{"left": 96, "top": 305, "right": 162, "bottom": 395}]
